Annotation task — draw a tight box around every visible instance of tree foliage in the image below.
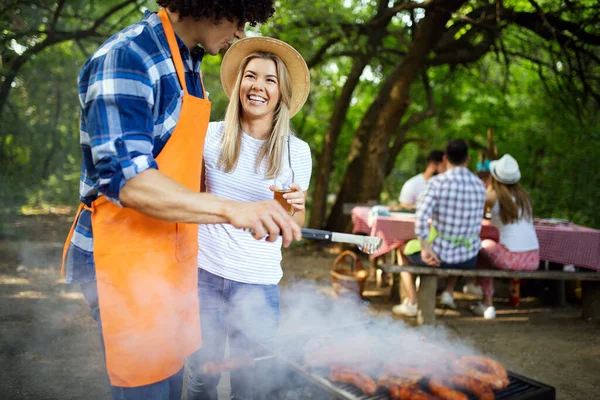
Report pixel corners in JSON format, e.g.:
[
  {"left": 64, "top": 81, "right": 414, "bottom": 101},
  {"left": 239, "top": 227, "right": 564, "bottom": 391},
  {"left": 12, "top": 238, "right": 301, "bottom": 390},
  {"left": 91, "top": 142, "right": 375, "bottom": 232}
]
[
  {"left": 0, "top": 0, "right": 598, "bottom": 231},
  {"left": 0, "top": 0, "right": 153, "bottom": 210},
  {"left": 260, "top": 0, "right": 600, "bottom": 230}
]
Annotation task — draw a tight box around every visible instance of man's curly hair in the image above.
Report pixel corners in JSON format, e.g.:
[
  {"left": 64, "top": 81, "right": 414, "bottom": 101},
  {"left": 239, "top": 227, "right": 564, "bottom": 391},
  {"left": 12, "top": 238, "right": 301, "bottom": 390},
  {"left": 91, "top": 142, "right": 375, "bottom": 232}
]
[{"left": 156, "top": 0, "right": 275, "bottom": 26}]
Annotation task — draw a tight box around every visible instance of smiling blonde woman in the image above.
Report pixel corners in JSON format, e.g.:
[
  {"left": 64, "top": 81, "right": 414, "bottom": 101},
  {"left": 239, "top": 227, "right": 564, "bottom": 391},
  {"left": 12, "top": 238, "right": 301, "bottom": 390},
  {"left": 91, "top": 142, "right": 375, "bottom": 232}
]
[{"left": 187, "top": 37, "right": 312, "bottom": 399}]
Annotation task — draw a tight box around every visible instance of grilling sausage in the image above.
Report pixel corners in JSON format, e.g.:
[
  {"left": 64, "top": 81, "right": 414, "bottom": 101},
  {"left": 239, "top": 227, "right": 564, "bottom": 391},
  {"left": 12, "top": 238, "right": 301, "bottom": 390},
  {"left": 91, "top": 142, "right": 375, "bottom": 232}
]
[
  {"left": 429, "top": 378, "right": 469, "bottom": 400},
  {"left": 389, "top": 384, "right": 436, "bottom": 400},
  {"left": 328, "top": 365, "right": 377, "bottom": 395},
  {"left": 378, "top": 374, "right": 420, "bottom": 388},
  {"left": 378, "top": 374, "right": 436, "bottom": 400},
  {"left": 458, "top": 356, "right": 508, "bottom": 379},
  {"left": 455, "top": 356, "right": 509, "bottom": 390},
  {"left": 446, "top": 375, "right": 495, "bottom": 400}
]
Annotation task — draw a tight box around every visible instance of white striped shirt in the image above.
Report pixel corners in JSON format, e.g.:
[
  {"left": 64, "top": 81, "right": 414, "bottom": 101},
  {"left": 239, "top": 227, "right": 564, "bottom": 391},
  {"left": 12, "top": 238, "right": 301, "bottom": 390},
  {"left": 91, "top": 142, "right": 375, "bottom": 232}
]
[{"left": 198, "top": 121, "right": 312, "bottom": 284}]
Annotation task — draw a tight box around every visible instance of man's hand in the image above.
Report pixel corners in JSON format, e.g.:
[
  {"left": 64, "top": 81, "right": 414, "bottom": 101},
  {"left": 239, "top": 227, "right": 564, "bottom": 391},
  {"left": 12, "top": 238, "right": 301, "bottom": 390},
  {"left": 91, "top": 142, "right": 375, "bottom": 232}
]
[
  {"left": 420, "top": 241, "right": 441, "bottom": 267},
  {"left": 224, "top": 200, "right": 302, "bottom": 247}
]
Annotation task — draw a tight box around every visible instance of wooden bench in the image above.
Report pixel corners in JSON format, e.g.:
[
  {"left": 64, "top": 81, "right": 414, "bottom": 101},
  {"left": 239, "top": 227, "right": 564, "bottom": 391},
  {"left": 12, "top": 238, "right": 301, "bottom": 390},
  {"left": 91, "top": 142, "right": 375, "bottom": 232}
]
[{"left": 380, "top": 264, "right": 600, "bottom": 324}]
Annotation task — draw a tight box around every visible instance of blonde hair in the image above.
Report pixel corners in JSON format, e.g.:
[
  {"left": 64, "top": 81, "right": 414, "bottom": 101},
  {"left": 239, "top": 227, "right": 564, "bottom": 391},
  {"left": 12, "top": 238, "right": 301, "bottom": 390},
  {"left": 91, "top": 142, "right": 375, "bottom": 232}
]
[
  {"left": 218, "top": 52, "right": 294, "bottom": 178},
  {"left": 492, "top": 178, "right": 533, "bottom": 225}
]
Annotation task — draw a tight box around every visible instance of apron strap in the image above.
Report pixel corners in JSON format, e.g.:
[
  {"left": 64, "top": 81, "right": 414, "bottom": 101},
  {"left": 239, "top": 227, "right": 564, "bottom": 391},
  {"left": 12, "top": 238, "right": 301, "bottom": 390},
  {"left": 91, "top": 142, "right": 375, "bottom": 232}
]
[
  {"left": 61, "top": 203, "right": 93, "bottom": 276},
  {"left": 438, "top": 232, "right": 478, "bottom": 251},
  {"left": 199, "top": 69, "right": 207, "bottom": 99},
  {"left": 158, "top": 8, "right": 188, "bottom": 95}
]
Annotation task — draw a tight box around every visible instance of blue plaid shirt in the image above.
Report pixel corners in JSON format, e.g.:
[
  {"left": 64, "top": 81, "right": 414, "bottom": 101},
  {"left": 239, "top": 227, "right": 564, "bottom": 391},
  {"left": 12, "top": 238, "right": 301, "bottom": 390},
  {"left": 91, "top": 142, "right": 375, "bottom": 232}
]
[
  {"left": 415, "top": 167, "right": 486, "bottom": 264},
  {"left": 65, "top": 11, "right": 206, "bottom": 284}
]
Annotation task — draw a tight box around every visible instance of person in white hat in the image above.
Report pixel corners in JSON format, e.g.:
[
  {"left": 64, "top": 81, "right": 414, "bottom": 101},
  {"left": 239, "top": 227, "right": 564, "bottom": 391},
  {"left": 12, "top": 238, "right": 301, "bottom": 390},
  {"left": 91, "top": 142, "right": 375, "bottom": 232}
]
[
  {"left": 470, "top": 154, "right": 540, "bottom": 319},
  {"left": 187, "top": 37, "right": 312, "bottom": 399}
]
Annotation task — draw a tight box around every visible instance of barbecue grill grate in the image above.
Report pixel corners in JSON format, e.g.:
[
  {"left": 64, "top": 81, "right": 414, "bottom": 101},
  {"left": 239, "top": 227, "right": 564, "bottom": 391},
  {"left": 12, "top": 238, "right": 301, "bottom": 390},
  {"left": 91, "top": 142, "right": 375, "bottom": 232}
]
[
  {"left": 282, "top": 364, "right": 555, "bottom": 400},
  {"left": 259, "top": 324, "right": 556, "bottom": 400},
  {"left": 261, "top": 362, "right": 556, "bottom": 400},
  {"left": 318, "top": 371, "right": 555, "bottom": 400}
]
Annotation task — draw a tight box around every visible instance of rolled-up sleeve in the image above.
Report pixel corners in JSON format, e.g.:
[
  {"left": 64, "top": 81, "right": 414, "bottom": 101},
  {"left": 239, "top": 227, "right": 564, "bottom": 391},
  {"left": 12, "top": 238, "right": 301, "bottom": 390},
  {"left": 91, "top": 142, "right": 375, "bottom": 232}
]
[
  {"left": 80, "top": 48, "right": 157, "bottom": 205},
  {"left": 415, "top": 181, "right": 436, "bottom": 240}
]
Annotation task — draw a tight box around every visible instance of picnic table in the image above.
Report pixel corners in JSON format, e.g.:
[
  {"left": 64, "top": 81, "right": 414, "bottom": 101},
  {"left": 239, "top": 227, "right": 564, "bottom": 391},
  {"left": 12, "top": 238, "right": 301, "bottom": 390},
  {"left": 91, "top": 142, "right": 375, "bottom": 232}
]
[
  {"left": 351, "top": 206, "right": 600, "bottom": 271},
  {"left": 351, "top": 206, "right": 600, "bottom": 322}
]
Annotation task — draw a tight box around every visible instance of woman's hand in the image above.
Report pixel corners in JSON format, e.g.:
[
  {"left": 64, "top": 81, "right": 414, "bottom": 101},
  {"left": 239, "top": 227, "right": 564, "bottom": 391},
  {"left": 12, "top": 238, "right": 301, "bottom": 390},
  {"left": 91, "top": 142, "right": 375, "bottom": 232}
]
[{"left": 269, "top": 183, "right": 306, "bottom": 215}]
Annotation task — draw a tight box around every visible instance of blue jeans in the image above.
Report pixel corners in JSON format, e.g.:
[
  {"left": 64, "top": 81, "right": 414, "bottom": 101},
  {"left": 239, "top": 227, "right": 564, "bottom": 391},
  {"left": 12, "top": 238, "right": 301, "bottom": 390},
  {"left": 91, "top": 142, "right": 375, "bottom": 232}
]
[
  {"left": 406, "top": 253, "right": 478, "bottom": 269},
  {"left": 187, "top": 269, "right": 280, "bottom": 400},
  {"left": 80, "top": 281, "right": 184, "bottom": 400}
]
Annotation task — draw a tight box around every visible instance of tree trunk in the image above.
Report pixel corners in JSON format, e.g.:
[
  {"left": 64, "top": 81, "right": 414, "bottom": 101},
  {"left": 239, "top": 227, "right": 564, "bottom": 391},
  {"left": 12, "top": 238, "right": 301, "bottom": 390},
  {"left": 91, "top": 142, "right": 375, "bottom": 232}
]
[
  {"left": 41, "top": 85, "right": 62, "bottom": 179},
  {"left": 486, "top": 127, "right": 497, "bottom": 160},
  {"left": 308, "top": 48, "right": 377, "bottom": 229},
  {"left": 0, "top": 49, "right": 33, "bottom": 118},
  {"left": 308, "top": 0, "right": 394, "bottom": 229},
  {"left": 326, "top": 0, "right": 467, "bottom": 232}
]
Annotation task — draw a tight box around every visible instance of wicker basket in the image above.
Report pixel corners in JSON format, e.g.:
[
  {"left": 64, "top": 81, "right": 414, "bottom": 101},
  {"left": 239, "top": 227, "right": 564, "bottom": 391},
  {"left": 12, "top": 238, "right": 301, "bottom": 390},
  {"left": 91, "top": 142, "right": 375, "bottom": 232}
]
[{"left": 330, "top": 250, "right": 368, "bottom": 299}]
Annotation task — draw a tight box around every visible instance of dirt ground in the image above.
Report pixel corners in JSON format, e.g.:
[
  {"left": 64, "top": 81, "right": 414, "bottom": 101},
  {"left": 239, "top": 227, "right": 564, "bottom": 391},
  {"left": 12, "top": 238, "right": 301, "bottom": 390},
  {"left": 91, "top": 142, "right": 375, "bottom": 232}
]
[{"left": 1, "top": 212, "right": 599, "bottom": 400}]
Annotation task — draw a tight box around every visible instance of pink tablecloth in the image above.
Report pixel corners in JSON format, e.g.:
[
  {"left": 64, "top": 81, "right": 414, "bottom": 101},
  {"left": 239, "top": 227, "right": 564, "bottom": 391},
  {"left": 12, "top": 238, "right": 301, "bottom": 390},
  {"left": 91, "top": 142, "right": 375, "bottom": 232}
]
[{"left": 351, "top": 206, "right": 600, "bottom": 271}]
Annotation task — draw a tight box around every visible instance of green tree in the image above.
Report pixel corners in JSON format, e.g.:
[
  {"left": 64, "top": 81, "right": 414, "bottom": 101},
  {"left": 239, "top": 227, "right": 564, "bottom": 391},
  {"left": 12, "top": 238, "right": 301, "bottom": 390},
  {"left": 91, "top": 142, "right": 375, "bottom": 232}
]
[
  {"left": 0, "top": 1, "right": 152, "bottom": 210},
  {"left": 1, "top": 0, "right": 599, "bottom": 231},
  {"left": 262, "top": 0, "right": 600, "bottom": 231}
]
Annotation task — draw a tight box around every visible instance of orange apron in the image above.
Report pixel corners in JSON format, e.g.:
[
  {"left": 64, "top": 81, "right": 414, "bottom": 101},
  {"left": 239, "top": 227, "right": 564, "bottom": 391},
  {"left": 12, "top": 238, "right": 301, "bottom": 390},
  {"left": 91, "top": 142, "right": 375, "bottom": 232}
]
[{"left": 62, "top": 8, "right": 209, "bottom": 387}]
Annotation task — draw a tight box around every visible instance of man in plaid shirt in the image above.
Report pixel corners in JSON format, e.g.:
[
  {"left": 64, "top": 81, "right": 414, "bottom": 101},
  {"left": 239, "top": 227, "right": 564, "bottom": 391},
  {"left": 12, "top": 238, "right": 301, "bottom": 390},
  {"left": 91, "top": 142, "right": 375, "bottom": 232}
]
[
  {"left": 61, "top": 1, "right": 305, "bottom": 398},
  {"left": 394, "top": 139, "right": 486, "bottom": 316}
]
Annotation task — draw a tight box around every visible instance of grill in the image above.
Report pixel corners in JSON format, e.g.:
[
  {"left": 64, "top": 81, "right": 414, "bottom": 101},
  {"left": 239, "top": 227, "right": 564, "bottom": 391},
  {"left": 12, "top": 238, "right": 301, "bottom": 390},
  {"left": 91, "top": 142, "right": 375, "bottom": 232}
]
[
  {"left": 257, "top": 358, "right": 555, "bottom": 399},
  {"left": 253, "top": 325, "right": 556, "bottom": 400}
]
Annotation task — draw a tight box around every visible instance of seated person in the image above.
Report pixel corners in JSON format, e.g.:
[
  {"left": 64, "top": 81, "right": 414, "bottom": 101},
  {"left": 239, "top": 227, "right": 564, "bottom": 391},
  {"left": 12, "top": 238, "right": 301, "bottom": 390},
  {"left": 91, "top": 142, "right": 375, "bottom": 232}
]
[
  {"left": 470, "top": 154, "right": 540, "bottom": 319},
  {"left": 393, "top": 139, "right": 486, "bottom": 317},
  {"left": 390, "top": 149, "right": 445, "bottom": 211},
  {"left": 476, "top": 158, "right": 491, "bottom": 182}
]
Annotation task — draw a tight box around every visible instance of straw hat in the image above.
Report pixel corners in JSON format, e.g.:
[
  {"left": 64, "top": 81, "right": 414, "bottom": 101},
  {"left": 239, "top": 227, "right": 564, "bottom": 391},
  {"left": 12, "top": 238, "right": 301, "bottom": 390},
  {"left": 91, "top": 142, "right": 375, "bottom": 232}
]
[
  {"left": 220, "top": 37, "right": 310, "bottom": 117},
  {"left": 490, "top": 154, "right": 521, "bottom": 184}
]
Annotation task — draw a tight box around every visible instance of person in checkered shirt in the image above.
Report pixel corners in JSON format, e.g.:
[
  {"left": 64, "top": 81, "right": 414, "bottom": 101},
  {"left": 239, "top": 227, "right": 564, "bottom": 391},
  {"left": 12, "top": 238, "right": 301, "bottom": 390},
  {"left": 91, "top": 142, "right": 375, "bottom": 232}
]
[{"left": 393, "top": 139, "right": 486, "bottom": 317}]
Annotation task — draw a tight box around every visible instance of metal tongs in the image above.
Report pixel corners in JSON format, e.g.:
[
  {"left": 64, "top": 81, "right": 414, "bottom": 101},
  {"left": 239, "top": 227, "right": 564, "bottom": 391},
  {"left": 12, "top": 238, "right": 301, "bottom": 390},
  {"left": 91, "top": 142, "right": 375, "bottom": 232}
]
[{"left": 244, "top": 227, "right": 383, "bottom": 254}]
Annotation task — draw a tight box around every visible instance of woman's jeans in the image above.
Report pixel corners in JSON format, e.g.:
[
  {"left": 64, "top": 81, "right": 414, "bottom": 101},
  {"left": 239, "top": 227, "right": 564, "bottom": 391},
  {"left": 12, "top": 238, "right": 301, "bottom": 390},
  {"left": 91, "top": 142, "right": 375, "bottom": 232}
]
[
  {"left": 187, "top": 269, "right": 280, "bottom": 400},
  {"left": 80, "top": 281, "right": 184, "bottom": 400}
]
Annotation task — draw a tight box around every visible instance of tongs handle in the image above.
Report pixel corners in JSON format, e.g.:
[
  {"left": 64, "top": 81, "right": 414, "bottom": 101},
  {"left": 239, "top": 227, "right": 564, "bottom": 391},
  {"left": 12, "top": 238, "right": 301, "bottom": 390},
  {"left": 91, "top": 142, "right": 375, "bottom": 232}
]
[
  {"left": 299, "top": 228, "right": 334, "bottom": 241},
  {"left": 243, "top": 227, "right": 332, "bottom": 240}
]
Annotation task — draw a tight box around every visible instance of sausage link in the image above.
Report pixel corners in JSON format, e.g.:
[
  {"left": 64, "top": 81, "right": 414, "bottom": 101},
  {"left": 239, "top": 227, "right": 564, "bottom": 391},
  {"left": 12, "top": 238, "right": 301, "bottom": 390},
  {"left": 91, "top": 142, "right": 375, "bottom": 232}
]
[
  {"left": 429, "top": 378, "right": 469, "bottom": 400},
  {"left": 329, "top": 366, "right": 377, "bottom": 395},
  {"left": 446, "top": 375, "right": 495, "bottom": 400},
  {"left": 455, "top": 357, "right": 509, "bottom": 390},
  {"left": 459, "top": 356, "right": 508, "bottom": 379}
]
